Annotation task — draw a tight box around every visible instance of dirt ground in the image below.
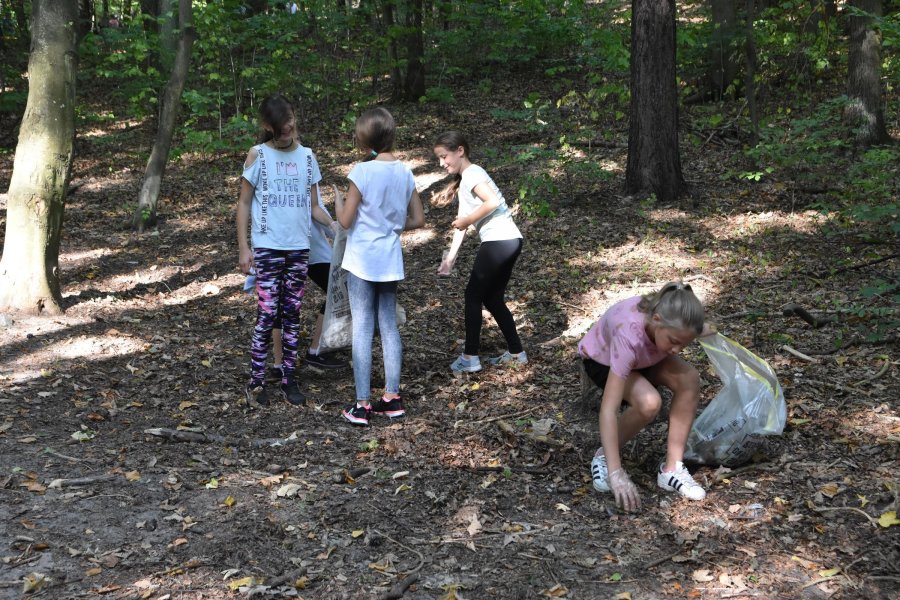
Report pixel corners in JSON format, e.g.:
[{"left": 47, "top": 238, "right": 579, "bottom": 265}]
[{"left": 0, "top": 87, "right": 898, "bottom": 599}]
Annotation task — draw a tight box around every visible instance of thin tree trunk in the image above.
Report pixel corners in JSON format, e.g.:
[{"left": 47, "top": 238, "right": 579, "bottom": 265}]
[
  {"left": 158, "top": 0, "right": 177, "bottom": 73},
  {"left": 844, "top": 0, "right": 889, "bottom": 146},
  {"left": 625, "top": 0, "right": 684, "bottom": 203},
  {"left": 133, "top": 0, "right": 195, "bottom": 232},
  {"left": 403, "top": 0, "right": 425, "bottom": 100},
  {"left": 744, "top": 0, "right": 759, "bottom": 145},
  {"left": 0, "top": 0, "right": 79, "bottom": 315},
  {"left": 708, "top": 0, "right": 738, "bottom": 100},
  {"left": 383, "top": 0, "right": 403, "bottom": 101}
]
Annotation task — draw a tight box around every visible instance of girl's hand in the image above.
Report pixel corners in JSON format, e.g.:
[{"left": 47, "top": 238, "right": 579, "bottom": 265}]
[
  {"left": 437, "top": 259, "right": 453, "bottom": 276},
  {"left": 329, "top": 220, "right": 342, "bottom": 238},
  {"left": 239, "top": 248, "right": 254, "bottom": 274},
  {"left": 608, "top": 468, "right": 641, "bottom": 512},
  {"left": 452, "top": 216, "right": 469, "bottom": 231}
]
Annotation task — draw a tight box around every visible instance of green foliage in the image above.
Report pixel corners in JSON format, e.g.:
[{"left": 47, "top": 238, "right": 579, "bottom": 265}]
[{"left": 518, "top": 172, "right": 558, "bottom": 218}]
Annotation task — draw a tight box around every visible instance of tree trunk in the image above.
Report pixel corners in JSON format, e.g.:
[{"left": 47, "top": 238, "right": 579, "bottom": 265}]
[
  {"left": 158, "top": 0, "right": 177, "bottom": 73},
  {"left": 384, "top": 0, "right": 403, "bottom": 101},
  {"left": 0, "top": 0, "right": 79, "bottom": 315},
  {"left": 403, "top": 0, "right": 425, "bottom": 100},
  {"left": 14, "top": 0, "right": 30, "bottom": 48},
  {"left": 133, "top": 0, "right": 195, "bottom": 232},
  {"left": 744, "top": 0, "right": 760, "bottom": 145},
  {"left": 708, "top": 0, "right": 738, "bottom": 100},
  {"left": 78, "top": 0, "right": 95, "bottom": 40},
  {"left": 625, "top": 0, "right": 684, "bottom": 203},
  {"left": 844, "top": 0, "right": 889, "bottom": 146}
]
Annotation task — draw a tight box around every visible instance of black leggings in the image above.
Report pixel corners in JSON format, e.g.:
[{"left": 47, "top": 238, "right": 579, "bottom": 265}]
[
  {"left": 274, "top": 261, "right": 330, "bottom": 328},
  {"left": 464, "top": 238, "right": 523, "bottom": 356}
]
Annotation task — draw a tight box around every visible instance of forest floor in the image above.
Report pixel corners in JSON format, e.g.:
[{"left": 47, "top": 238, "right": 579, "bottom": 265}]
[{"left": 0, "top": 75, "right": 898, "bottom": 600}]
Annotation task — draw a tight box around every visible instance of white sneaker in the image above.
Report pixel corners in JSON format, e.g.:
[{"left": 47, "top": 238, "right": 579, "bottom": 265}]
[
  {"left": 487, "top": 350, "right": 528, "bottom": 366},
  {"left": 591, "top": 449, "right": 610, "bottom": 492},
  {"left": 657, "top": 461, "right": 706, "bottom": 500}
]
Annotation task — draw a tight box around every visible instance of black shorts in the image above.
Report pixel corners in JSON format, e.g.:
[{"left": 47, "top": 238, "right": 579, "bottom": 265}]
[{"left": 582, "top": 358, "right": 651, "bottom": 390}]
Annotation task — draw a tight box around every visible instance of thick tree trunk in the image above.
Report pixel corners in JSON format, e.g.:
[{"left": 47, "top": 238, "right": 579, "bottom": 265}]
[
  {"left": 133, "top": 0, "right": 195, "bottom": 232},
  {"left": 158, "top": 0, "right": 177, "bottom": 73},
  {"left": 844, "top": 0, "right": 889, "bottom": 147},
  {"left": 0, "top": 0, "right": 78, "bottom": 315},
  {"left": 404, "top": 0, "right": 425, "bottom": 100},
  {"left": 708, "top": 0, "right": 738, "bottom": 100},
  {"left": 625, "top": 0, "right": 684, "bottom": 203}
]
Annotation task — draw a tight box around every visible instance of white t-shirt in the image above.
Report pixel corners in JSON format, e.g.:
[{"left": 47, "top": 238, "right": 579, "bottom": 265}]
[
  {"left": 342, "top": 160, "right": 416, "bottom": 282},
  {"left": 459, "top": 164, "right": 521, "bottom": 243},
  {"left": 242, "top": 143, "right": 322, "bottom": 251},
  {"left": 309, "top": 193, "right": 334, "bottom": 265}
]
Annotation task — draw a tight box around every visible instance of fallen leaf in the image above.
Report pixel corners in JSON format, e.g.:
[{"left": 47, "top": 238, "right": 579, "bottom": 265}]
[
  {"left": 23, "top": 573, "right": 51, "bottom": 592},
  {"left": 857, "top": 494, "right": 868, "bottom": 508},
  {"left": 351, "top": 530, "right": 365, "bottom": 538},
  {"left": 394, "top": 483, "right": 411, "bottom": 495},
  {"left": 541, "top": 583, "right": 568, "bottom": 597},
  {"left": 227, "top": 576, "right": 263, "bottom": 591},
  {"left": 19, "top": 436, "right": 37, "bottom": 444},
  {"left": 222, "top": 496, "right": 236, "bottom": 507},
  {"left": 467, "top": 513, "right": 482, "bottom": 537},
  {"left": 878, "top": 511, "right": 899, "bottom": 528},
  {"left": 391, "top": 471, "right": 409, "bottom": 480},
  {"left": 125, "top": 470, "right": 141, "bottom": 482},
  {"left": 614, "top": 594, "right": 632, "bottom": 600},
  {"left": 178, "top": 401, "right": 197, "bottom": 410},
  {"left": 259, "top": 473, "right": 286, "bottom": 487},
  {"left": 819, "top": 567, "right": 841, "bottom": 578},
  {"left": 86, "top": 567, "right": 102, "bottom": 576},
  {"left": 609, "top": 572, "right": 623, "bottom": 581},
  {"left": 471, "top": 382, "right": 480, "bottom": 390},
  {"left": 276, "top": 483, "right": 302, "bottom": 497},
  {"left": 692, "top": 569, "right": 714, "bottom": 582},
  {"left": 438, "top": 584, "right": 462, "bottom": 600},
  {"left": 820, "top": 482, "right": 841, "bottom": 498},
  {"left": 316, "top": 546, "right": 335, "bottom": 560},
  {"left": 21, "top": 480, "right": 46, "bottom": 493},
  {"left": 172, "top": 538, "right": 188, "bottom": 547},
  {"left": 555, "top": 503, "right": 571, "bottom": 513},
  {"left": 206, "top": 478, "right": 218, "bottom": 489}
]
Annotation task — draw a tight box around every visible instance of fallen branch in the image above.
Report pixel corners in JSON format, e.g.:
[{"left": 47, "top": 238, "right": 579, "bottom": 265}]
[
  {"left": 471, "top": 465, "right": 549, "bottom": 475},
  {"left": 458, "top": 405, "right": 542, "bottom": 428},
  {"left": 807, "top": 379, "right": 870, "bottom": 398},
  {"left": 859, "top": 356, "right": 891, "bottom": 385},
  {"left": 371, "top": 529, "right": 425, "bottom": 578},
  {"left": 782, "top": 303, "right": 835, "bottom": 329},
  {"left": 808, "top": 253, "right": 899, "bottom": 279},
  {"left": 643, "top": 551, "right": 681, "bottom": 570},
  {"left": 378, "top": 573, "right": 419, "bottom": 600},
  {"left": 267, "top": 566, "right": 308, "bottom": 589},
  {"left": 812, "top": 506, "right": 878, "bottom": 528},
  {"left": 781, "top": 345, "right": 820, "bottom": 363},
  {"left": 143, "top": 428, "right": 338, "bottom": 448},
  {"left": 49, "top": 474, "right": 118, "bottom": 488}
]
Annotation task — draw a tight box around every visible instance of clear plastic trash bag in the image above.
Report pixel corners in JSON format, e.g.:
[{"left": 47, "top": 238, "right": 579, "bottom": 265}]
[{"left": 685, "top": 333, "right": 787, "bottom": 467}]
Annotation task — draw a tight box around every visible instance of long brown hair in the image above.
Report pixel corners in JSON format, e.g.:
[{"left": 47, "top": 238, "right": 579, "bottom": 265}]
[
  {"left": 637, "top": 282, "right": 705, "bottom": 334},
  {"left": 258, "top": 94, "right": 295, "bottom": 143},
  {"left": 432, "top": 131, "right": 470, "bottom": 205}
]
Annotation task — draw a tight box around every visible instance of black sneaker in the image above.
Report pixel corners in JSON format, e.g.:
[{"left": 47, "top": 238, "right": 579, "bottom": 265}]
[
  {"left": 280, "top": 382, "right": 306, "bottom": 406},
  {"left": 305, "top": 352, "right": 347, "bottom": 370},
  {"left": 266, "top": 366, "right": 284, "bottom": 382},
  {"left": 245, "top": 384, "right": 269, "bottom": 408},
  {"left": 341, "top": 403, "right": 370, "bottom": 426},
  {"left": 370, "top": 395, "right": 405, "bottom": 419}
]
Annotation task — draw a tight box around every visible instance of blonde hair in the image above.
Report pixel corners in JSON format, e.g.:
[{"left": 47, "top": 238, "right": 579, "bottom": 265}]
[{"left": 637, "top": 282, "right": 704, "bottom": 334}]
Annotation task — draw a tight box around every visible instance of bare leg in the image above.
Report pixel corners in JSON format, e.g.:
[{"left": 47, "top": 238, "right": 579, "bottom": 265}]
[{"left": 645, "top": 355, "right": 700, "bottom": 471}]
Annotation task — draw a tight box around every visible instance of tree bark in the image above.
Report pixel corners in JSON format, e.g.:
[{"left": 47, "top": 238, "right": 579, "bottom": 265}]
[
  {"left": 0, "top": 0, "right": 79, "bottom": 315},
  {"left": 744, "top": 0, "right": 760, "bottom": 145},
  {"left": 133, "top": 0, "right": 195, "bottom": 232},
  {"left": 158, "top": 0, "right": 177, "bottom": 73},
  {"left": 625, "top": 0, "right": 684, "bottom": 203},
  {"left": 708, "top": 0, "right": 738, "bottom": 100},
  {"left": 844, "top": 0, "right": 889, "bottom": 147},
  {"left": 383, "top": 0, "right": 404, "bottom": 101},
  {"left": 403, "top": 0, "right": 425, "bottom": 100}
]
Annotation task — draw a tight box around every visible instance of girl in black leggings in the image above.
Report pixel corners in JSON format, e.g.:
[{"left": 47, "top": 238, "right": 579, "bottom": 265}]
[{"left": 434, "top": 131, "right": 527, "bottom": 373}]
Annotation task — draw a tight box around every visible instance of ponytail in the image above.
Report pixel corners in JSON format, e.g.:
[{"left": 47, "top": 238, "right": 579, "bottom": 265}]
[
  {"left": 433, "top": 130, "right": 470, "bottom": 205},
  {"left": 638, "top": 282, "right": 705, "bottom": 334}
]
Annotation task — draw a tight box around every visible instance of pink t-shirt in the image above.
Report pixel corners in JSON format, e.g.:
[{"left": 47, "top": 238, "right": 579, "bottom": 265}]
[{"left": 578, "top": 296, "right": 667, "bottom": 379}]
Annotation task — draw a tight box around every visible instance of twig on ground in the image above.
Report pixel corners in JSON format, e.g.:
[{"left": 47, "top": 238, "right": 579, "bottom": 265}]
[
  {"left": 808, "top": 253, "right": 899, "bottom": 279},
  {"left": 143, "top": 427, "right": 338, "bottom": 447},
  {"left": 859, "top": 356, "right": 891, "bottom": 385},
  {"left": 371, "top": 528, "right": 425, "bottom": 578},
  {"left": 813, "top": 506, "right": 878, "bottom": 528},
  {"left": 781, "top": 345, "right": 820, "bottom": 363},
  {"left": 808, "top": 379, "right": 871, "bottom": 398},
  {"left": 644, "top": 551, "right": 681, "bottom": 570},
  {"left": 267, "top": 567, "right": 308, "bottom": 589},
  {"left": 378, "top": 573, "right": 420, "bottom": 600},
  {"left": 50, "top": 474, "right": 118, "bottom": 488}
]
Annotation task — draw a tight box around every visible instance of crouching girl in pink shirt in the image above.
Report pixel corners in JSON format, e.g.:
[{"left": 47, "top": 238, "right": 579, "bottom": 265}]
[{"left": 579, "top": 282, "right": 715, "bottom": 511}]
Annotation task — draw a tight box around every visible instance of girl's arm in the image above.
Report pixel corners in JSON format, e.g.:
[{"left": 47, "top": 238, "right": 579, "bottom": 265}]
[
  {"left": 404, "top": 189, "right": 425, "bottom": 231},
  {"left": 236, "top": 178, "right": 255, "bottom": 274},
  {"left": 336, "top": 181, "right": 362, "bottom": 229},
  {"left": 438, "top": 228, "right": 466, "bottom": 275},
  {"left": 599, "top": 373, "right": 641, "bottom": 511},
  {"left": 310, "top": 184, "right": 334, "bottom": 228},
  {"left": 451, "top": 181, "right": 501, "bottom": 230}
]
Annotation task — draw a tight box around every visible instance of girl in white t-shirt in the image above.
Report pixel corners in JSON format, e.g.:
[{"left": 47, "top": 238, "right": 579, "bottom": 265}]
[
  {"left": 434, "top": 131, "right": 526, "bottom": 374},
  {"left": 336, "top": 107, "right": 425, "bottom": 426},
  {"left": 236, "top": 94, "right": 335, "bottom": 408}
]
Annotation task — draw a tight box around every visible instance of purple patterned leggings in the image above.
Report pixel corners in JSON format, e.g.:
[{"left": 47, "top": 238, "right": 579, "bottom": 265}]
[{"left": 249, "top": 247, "right": 308, "bottom": 386}]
